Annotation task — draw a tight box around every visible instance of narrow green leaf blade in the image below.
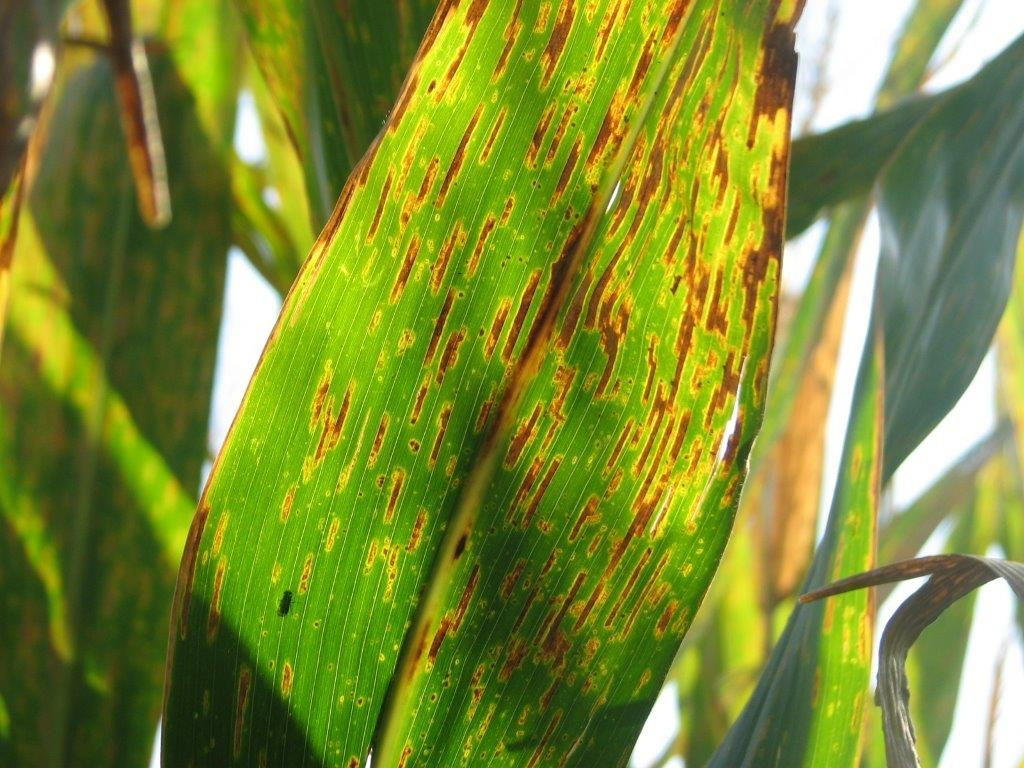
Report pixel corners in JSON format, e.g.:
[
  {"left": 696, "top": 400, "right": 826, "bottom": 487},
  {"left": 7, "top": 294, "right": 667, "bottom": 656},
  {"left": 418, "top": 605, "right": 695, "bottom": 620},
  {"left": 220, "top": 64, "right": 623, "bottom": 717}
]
[{"left": 709, "top": 321, "right": 883, "bottom": 768}]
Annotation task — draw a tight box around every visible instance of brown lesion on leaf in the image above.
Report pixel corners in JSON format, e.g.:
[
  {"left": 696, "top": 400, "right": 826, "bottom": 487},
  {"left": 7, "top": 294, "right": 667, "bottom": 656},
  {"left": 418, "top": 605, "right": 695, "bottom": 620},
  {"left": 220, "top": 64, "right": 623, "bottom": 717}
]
[
  {"left": 501, "top": 559, "right": 527, "bottom": 599},
  {"left": 544, "top": 102, "right": 579, "bottom": 166},
  {"left": 484, "top": 298, "right": 512, "bottom": 360},
  {"left": 505, "top": 402, "right": 543, "bottom": 467},
  {"left": 310, "top": 362, "right": 334, "bottom": 429},
  {"left": 502, "top": 269, "right": 543, "bottom": 363},
  {"left": 429, "top": 403, "right": 452, "bottom": 469},
  {"left": 431, "top": 225, "right": 464, "bottom": 294},
  {"left": 298, "top": 553, "right": 314, "bottom": 594},
  {"left": 406, "top": 508, "right": 427, "bottom": 552},
  {"left": 385, "top": 469, "right": 406, "bottom": 523},
  {"left": 206, "top": 556, "right": 227, "bottom": 642},
  {"left": 306, "top": 379, "right": 354, "bottom": 478},
  {"left": 437, "top": 105, "right": 482, "bottom": 207},
  {"left": 366, "top": 169, "right": 393, "bottom": 243},
  {"left": 479, "top": 106, "right": 508, "bottom": 163},
  {"left": 212, "top": 510, "right": 230, "bottom": 556},
  {"left": 280, "top": 485, "right": 296, "bottom": 523},
  {"left": 551, "top": 136, "right": 583, "bottom": 206},
  {"left": 177, "top": 501, "right": 210, "bottom": 638},
  {"left": 540, "top": 0, "right": 577, "bottom": 89},
  {"left": 569, "top": 496, "right": 600, "bottom": 541},
  {"left": 548, "top": 364, "right": 576, "bottom": 421},
  {"left": 325, "top": 516, "right": 341, "bottom": 553},
  {"left": 233, "top": 665, "right": 251, "bottom": 759},
  {"left": 526, "top": 711, "right": 563, "bottom": 768},
  {"left": 424, "top": 289, "right": 456, "bottom": 365},
  {"left": 510, "top": 455, "right": 545, "bottom": 518},
  {"left": 368, "top": 412, "right": 390, "bottom": 468},
  {"left": 492, "top": 0, "right": 525, "bottom": 81},
  {"left": 390, "top": 235, "right": 421, "bottom": 304},
  {"left": 522, "top": 456, "right": 562, "bottom": 528},
  {"left": 467, "top": 214, "right": 497, "bottom": 277},
  {"left": 604, "top": 547, "right": 652, "bottom": 629},
  {"left": 526, "top": 103, "right": 556, "bottom": 168},
  {"left": 280, "top": 660, "right": 294, "bottom": 698},
  {"left": 410, "top": 374, "right": 431, "bottom": 425},
  {"left": 435, "top": 328, "right": 467, "bottom": 386}
]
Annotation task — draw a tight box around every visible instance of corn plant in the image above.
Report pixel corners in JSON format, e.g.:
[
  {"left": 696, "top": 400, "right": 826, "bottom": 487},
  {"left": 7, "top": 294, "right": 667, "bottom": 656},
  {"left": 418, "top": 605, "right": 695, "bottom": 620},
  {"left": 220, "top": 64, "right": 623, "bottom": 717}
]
[{"left": 1, "top": 0, "right": 1023, "bottom": 767}]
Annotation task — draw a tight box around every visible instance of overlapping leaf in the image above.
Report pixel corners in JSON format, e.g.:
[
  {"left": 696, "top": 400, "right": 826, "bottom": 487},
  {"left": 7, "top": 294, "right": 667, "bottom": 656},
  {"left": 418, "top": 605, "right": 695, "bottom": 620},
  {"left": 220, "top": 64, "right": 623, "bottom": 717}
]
[
  {"left": 0, "top": 3, "right": 238, "bottom": 763},
  {"left": 163, "top": 1, "right": 803, "bottom": 766},
  {"left": 803, "top": 554, "right": 1024, "bottom": 768},
  {"left": 709, "top": 322, "right": 883, "bottom": 767},
  {"left": 712, "top": 27, "right": 1024, "bottom": 768},
  {"left": 879, "top": 32, "right": 1024, "bottom": 476},
  {"left": 234, "top": 0, "right": 437, "bottom": 225}
]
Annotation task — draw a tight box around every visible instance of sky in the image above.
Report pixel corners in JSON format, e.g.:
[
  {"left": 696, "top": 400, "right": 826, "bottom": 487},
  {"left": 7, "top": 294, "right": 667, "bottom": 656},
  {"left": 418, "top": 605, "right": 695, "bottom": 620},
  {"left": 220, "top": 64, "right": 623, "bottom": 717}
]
[{"left": 194, "top": 3, "right": 1024, "bottom": 767}]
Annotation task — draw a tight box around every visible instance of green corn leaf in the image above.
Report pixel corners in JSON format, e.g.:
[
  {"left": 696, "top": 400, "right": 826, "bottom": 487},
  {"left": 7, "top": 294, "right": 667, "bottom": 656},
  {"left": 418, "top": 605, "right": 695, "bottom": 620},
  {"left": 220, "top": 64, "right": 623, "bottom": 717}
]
[
  {"left": 234, "top": 0, "right": 437, "bottom": 224},
  {"left": 0, "top": 4, "right": 238, "bottom": 764},
  {"left": 786, "top": 95, "right": 940, "bottom": 238},
  {"left": 879, "top": 32, "right": 1024, "bottom": 478},
  {"left": 708, "top": 319, "right": 883, "bottom": 768},
  {"left": 787, "top": 0, "right": 964, "bottom": 242},
  {"left": 162, "top": 1, "right": 804, "bottom": 765},
  {"left": 875, "top": 0, "right": 966, "bottom": 106}
]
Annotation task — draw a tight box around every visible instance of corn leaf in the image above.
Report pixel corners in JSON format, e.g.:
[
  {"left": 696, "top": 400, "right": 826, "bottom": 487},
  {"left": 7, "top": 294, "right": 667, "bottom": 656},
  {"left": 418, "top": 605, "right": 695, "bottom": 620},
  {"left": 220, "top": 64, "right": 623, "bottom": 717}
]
[
  {"left": 0, "top": 4, "right": 237, "bottom": 763},
  {"left": 234, "top": 0, "right": 437, "bottom": 224},
  {"left": 162, "top": 1, "right": 803, "bottom": 765},
  {"left": 802, "top": 554, "right": 1024, "bottom": 768},
  {"left": 750, "top": 0, "right": 962, "bottom": 605},
  {"left": 708, "top": 320, "right": 883, "bottom": 768},
  {"left": 879, "top": 32, "right": 1024, "bottom": 477}
]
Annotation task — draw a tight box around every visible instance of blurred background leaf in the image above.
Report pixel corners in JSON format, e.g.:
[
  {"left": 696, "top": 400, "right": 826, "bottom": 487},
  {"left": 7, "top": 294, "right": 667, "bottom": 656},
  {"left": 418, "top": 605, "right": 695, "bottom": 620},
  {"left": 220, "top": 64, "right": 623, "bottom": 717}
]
[{"left": 0, "top": 1, "right": 238, "bottom": 764}]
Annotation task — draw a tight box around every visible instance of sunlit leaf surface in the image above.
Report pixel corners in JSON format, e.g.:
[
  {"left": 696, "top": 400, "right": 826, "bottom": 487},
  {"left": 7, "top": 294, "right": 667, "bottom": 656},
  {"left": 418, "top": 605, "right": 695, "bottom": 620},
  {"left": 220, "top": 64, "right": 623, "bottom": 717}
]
[{"left": 163, "top": 1, "right": 803, "bottom": 766}]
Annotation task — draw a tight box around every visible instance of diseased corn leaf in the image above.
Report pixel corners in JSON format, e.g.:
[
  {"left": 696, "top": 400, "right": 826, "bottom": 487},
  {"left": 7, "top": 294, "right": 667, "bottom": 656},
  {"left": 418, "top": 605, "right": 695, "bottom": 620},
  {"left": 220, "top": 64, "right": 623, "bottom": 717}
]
[
  {"left": 234, "top": 0, "right": 437, "bottom": 224},
  {"left": 709, "top": 321, "right": 883, "bottom": 768},
  {"left": 748, "top": 0, "right": 960, "bottom": 605},
  {"left": 676, "top": 520, "right": 766, "bottom": 767},
  {"left": 802, "top": 554, "right": 1024, "bottom": 768},
  {"left": 0, "top": 6, "right": 237, "bottom": 764},
  {"left": 163, "top": 1, "right": 803, "bottom": 766},
  {"left": 683, "top": 11, "right": 964, "bottom": 759},
  {"left": 879, "top": 32, "right": 1024, "bottom": 478}
]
